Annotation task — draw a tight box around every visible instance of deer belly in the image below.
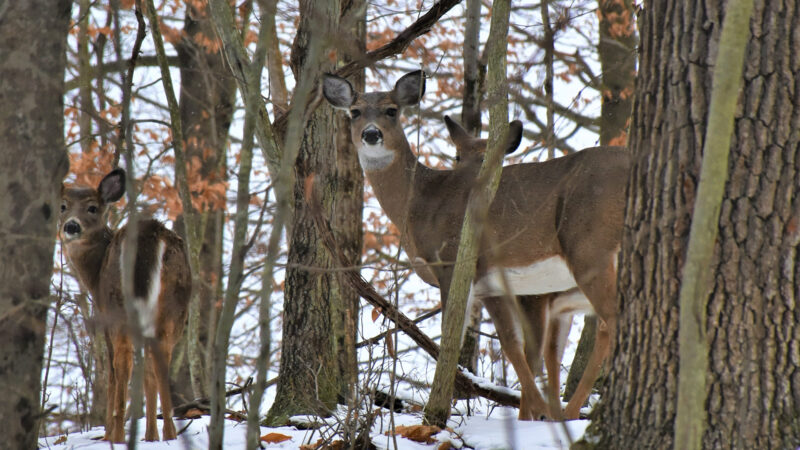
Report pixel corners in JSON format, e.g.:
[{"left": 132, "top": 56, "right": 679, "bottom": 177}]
[{"left": 472, "top": 257, "right": 578, "bottom": 297}]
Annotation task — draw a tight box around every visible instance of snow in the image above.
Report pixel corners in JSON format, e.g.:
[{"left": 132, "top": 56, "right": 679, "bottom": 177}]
[{"left": 39, "top": 413, "right": 589, "bottom": 449}]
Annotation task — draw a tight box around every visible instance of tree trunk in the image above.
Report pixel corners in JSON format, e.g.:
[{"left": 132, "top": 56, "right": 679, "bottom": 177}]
[
  {"left": 265, "top": 0, "right": 346, "bottom": 425},
  {"left": 172, "top": 0, "right": 237, "bottom": 403},
  {"left": 457, "top": 0, "right": 484, "bottom": 377},
  {"left": 0, "top": 0, "right": 71, "bottom": 446},
  {"left": 564, "top": 0, "right": 636, "bottom": 402},
  {"left": 425, "top": 0, "right": 512, "bottom": 427},
  {"left": 331, "top": 0, "right": 366, "bottom": 403},
  {"left": 584, "top": 0, "right": 800, "bottom": 447}
]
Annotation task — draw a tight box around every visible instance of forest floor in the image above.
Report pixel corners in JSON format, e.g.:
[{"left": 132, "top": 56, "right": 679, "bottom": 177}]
[{"left": 39, "top": 411, "right": 589, "bottom": 449}]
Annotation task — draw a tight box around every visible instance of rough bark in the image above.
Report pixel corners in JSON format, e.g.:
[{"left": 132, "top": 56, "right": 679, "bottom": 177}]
[
  {"left": 265, "top": 0, "right": 344, "bottom": 425},
  {"left": 172, "top": 0, "right": 237, "bottom": 403},
  {"left": 673, "top": 0, "right": 753, "bottom": 446},
  {"left": 331, "top": 0, "right": 366, "bottom": 403},
  {"left": 0, "top": 0, "right": 71, "bottom": 447},
  {"left": 584, "top": 0, "right": 800, "bottom": 447}
]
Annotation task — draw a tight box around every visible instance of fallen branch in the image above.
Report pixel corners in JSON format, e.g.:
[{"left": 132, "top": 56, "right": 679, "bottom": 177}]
[{"left": 307, "top": 189, "right": 520, "bottom": 408}]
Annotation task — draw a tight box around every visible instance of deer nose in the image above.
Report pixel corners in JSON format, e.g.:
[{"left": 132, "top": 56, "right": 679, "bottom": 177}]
[
  {"left": 362, "top": 127, "right": 383, "bottom": 145},
  {"left": 63, "top": 220, "right": 81, "bottom": 236}
]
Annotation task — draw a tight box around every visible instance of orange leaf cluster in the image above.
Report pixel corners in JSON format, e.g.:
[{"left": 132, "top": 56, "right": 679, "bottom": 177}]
[
  {"left": 67, "top": 144, "right": 116, "bottom": 189},
  {"left": 193, "top": 30, "right": 223, "bottom": 54},
  {"left": 260, "top": 432, "right": 292, "bottom": 444},
  {"left": 139, "top": 173, "right": 182, "bottom": 219},
  {"left": 160, "top": 23, "right": 184, "bottom": 45}
]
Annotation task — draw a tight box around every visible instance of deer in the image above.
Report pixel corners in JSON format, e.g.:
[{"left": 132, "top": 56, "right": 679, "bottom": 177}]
[
  {"left": 444, "top": 115, "right": 584, "bottom": 409},
  {"left": 59, "top": 168, "right": 191, "bottom": 442},
  {"left": 322, "top": 70, "right": 629, "bottom": 420}
]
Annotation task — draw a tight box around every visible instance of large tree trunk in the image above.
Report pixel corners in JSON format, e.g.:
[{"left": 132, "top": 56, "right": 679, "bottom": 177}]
[
  {"left": 584, "top": 0, "right": 800, "bottom": 447},
  {"left": 266, "top": 0, "right": 351, "bottom": 425},
  {"left": 0, "top": 0, "right": 71, "bottom": 446},
  {"left": 171, "top": 0, "right": 237, "bottom": 403}
]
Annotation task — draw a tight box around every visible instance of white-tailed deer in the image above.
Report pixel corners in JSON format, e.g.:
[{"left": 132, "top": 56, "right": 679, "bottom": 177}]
[
  {"left": 323, "top": 70, "right": 629, "bottom": 420},
  {"left": 59, "top": 169, "right": 191, "bottom": 441},
  {"left": 445, "top": 115, "right": 584, "bottom": 410}
]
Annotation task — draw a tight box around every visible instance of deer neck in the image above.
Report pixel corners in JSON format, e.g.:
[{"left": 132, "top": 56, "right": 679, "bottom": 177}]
[
  {"left": 63, "top": 226, "right": 113, "bottom": 296},
  {"left": 362, "top": 139, "right": 430, "bottom": 233}
]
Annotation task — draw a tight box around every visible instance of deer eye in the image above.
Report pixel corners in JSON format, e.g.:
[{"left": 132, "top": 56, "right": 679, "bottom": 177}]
[
  {"left": 350, "top": 109, "right": 361, "bottom": 119},
  {"left": 386, "top": 107, "right": 397, "bottom": 118},
  {"left": 60, "top": 203, "right": 66, "bottom": 212},
  {"left": 87, "top": 205, "right": 98, "bottom": 214}
]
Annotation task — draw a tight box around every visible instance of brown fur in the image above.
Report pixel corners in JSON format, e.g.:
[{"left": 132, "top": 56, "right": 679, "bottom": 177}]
[
  {"left": 324, "top": 71, "right": 630, "bottom": 420},
  {"left": 60, "top": 169, "right": 191, "bottom": 442}
]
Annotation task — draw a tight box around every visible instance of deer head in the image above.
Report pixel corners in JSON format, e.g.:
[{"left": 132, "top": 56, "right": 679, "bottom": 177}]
[
  {"left": 323, "top": 70, "right": 425, "bottom": 172},
  {"left": 444, "top": 115, "right": 522, "bottom": 167}
]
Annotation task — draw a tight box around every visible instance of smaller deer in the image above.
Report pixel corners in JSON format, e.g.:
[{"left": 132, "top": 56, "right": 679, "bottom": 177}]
[
  {"left": 444, "top": 116, "right": 578, "bottom": 407},
  {"left": 59, "top": 169, "right": 191, "bottom": 442}
]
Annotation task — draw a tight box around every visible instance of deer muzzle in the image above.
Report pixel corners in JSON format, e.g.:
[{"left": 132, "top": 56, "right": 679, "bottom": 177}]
[
  {"left": 361, "top": 126, "right": 383, "bottom": 146},
  {"left": 63, "top": 220, "right": 82, "bottom": 238}
]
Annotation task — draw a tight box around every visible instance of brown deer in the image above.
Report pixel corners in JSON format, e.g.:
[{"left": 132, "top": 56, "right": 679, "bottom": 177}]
[
  {"left": 323, "top": 70, "right": 629, "bottom": 420},
  {"left": 444, "top": 115, "right": 584, "bottom": 411},
  {"left": 59, "top": 168, "right": 191, "bottom": 441}
]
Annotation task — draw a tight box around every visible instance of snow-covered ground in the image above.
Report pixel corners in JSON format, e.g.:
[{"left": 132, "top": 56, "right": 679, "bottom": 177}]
[{"left": 39, "top": 411, "right": 588, "bottom": 449}]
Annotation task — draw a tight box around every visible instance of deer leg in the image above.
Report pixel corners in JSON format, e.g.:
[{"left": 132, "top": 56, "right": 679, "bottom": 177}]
[
  {"left": 563, "top": 318, "right": 610, "bottom": 419},
  {"left": 562, "top": 248, "right": 618, "bottom": 419},
  {"left": 482, "top": 297, "right": 549, "bottom": 420},
  {"left": 154, "top": 336, "right": 178, "bottom": 440},
  {"left": 519, "top": 295, "right": 548, "bottom": 377},
  {"left": 143, "top": 341, "right": 159, "bottom": 441},
  {"left": 108, "top": 335, "right": 132, "bottom": 443},
  {"left": 543, "top": 313, "right": 572, "bottom": 420},
  {"left": 103, "top": 352, "right": 117, "bottom": 441}
]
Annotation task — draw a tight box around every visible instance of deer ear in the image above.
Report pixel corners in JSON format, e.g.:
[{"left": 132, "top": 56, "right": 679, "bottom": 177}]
[
  {"left": 392, "top": 70, "right": 425, "bottom": 106},
  {"left": 444, "top": 115, "right": 472, "bottom": 149},
  {"left": 322, "top": 74, "right": 356, "bottom": 109},
  {"left": 503, "top": 120, "right": 524, "bottom": 155},
  {"left": 98, "top": 168, "right": 126, "bottom": 204}
]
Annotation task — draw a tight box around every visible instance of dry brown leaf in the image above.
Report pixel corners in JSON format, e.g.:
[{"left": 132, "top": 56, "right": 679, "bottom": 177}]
[
  {"left": 53, "top": 436, "right": 67, "bottom": 445},
  {"left": 386, "top": 332, "right": 396, "bottom": 358},
  {"left": 371, "top": 307, "right": 382, "bottom": 322},
  {"left": 299, "top": 438, "right": 345, "bottom": 450},
  {"left": 299, "top": 439, "right": 323, "bottom": 450},
  {"left": 260, "top": 432, "right": 292, "bottom": 444},
  {"left": 385, "top": 424, "right": 442, "bottom": 444},
  {"left": 437, "top": 442, "right": 453, "bottom": 450},
  {"left": 182, "top": 407, "right": 205, "bottom": 419}
]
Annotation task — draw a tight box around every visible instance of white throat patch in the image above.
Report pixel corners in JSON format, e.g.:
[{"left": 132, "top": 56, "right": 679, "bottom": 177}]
[{"left": 358, "top": 143, "right": 395, "bottom": 171}]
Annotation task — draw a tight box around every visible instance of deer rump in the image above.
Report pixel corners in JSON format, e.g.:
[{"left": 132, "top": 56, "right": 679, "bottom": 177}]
[{"left": 96, "top": 220, "right": 191, "bottom": 331}]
